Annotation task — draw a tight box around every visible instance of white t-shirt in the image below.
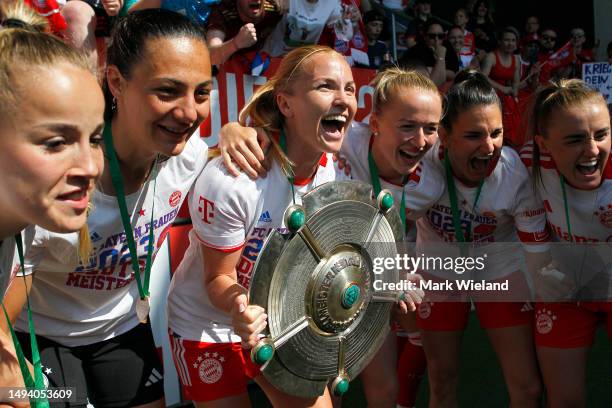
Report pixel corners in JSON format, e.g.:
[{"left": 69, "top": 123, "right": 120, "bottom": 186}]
[
  {"left": 414, "top": 144, "right": 549, "bottom": 279},
  {"left": 167, "top": 154, "right": 345, "bottom": 343},
  {"left": 520, "top": 142, "right": 612, "bottom": 296},
  {"left": 1, "top": 226, "right": 35, "bottom": 301},
  {"left": 341, "top": 123, "right": 445, "bottom": 241},
  {"left": 16, "top": 136, "right": 208, "bottom": 346},
  {"left": 263, "top": 0, "right": 342, "bottom": 57}
]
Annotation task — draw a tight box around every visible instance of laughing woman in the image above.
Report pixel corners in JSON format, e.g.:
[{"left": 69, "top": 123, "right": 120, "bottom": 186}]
[
  {"left": 5, "top": 9, "right": 212, "bottom": 407},
  {"left": 413, "top": 71, "right": 549, "bottom": 408},
  {"left": 166, "top": 45, "right": 357, "bottom": 408},
  {"left": 521, "top": 79, "right": 612, "bottom": 408},
  {"left": 0, "top": 2, "right": 103, "bottom": 389}
]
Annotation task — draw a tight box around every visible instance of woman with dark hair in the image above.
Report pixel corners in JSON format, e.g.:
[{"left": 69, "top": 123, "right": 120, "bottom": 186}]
[
  {"left": 520, "top": 79, "right": 611, "bottom": 408},
  {"left": 6, "top": 9, "right": 212, "bottom": 407},
  {"left": 482, "top": 26, "right": 522, "bottom": 148},
  {"left": 0, "top": 1, "right": 104, "bottom": 392},
  {"left": 467, "top": 0, "right": 496, "bottom": 55},
  {"left": 414, "top": 71, "right": 548, "bottom": 407}
]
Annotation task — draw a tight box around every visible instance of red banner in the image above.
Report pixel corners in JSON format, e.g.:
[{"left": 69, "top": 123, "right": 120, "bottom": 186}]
[{"left": 200, "top": 57, "right": 377, "bottom": 147}]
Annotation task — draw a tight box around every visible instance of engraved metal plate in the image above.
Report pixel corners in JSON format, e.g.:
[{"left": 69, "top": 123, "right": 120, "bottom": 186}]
[{"left": 249, "top": 180, "right": 402, "bottom": 398}]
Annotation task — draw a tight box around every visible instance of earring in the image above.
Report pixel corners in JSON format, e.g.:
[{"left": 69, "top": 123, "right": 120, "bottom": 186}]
[{"left": 111, "top": 97, "right": 117, "bottom": 112}]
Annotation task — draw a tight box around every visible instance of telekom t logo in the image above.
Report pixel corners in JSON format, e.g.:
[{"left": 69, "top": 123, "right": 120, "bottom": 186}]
[{"left": 198, "top": 196, "right": 215, "bottom": 224}]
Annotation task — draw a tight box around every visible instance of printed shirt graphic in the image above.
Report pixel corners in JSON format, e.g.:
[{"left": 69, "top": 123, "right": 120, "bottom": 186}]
[
  {"left": 0, "top": 226, "right": 35, "bottom": 301},
  {"left": 167, "top": 154, "right": 346, "bottom": 343},
  {"left": 341, "top": 122, "right": 445, "bottom": 241},
  {"left": 520, "top": 141, "right": 612, "bottom": 243},
  {"left": 16, "top": 136, "right": 208, "bottom": 346},
  {"left": 415, "top": 145, "right": 549, "bottom": 280},
  {"left": 263, "top": 0, "right": 342, "bottom": 57}
]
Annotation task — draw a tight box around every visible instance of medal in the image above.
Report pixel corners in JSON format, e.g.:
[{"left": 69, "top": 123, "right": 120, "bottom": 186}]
[
  {"left": 136, "top": 296, "right": 150, "bottom": 324},
  {"left": 103, "top": 123, "right": 158, "bottom": 324}
]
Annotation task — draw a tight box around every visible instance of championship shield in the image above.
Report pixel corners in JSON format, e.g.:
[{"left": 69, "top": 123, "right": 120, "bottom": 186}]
[{"left": 248, "top": 181, "right": 403, "bottom": 398}]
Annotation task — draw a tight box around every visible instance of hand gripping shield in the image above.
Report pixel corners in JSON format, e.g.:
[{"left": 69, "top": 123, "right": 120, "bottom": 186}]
[{"left": 248, "top": 181, "right": 403, "bottom": 398}]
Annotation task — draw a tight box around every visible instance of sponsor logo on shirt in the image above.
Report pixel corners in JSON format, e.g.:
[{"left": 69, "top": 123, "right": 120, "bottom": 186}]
[
  {"left": 198, "top": 196, "right": 215, "bottom": 224},
  {"left": 258, "top": 211, "right": 272, "bottom": 223}
]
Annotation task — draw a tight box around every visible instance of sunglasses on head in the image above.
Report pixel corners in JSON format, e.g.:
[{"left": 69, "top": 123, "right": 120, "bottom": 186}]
[{"left": 428, "top": 33, "right": 445, "bottom": 40}]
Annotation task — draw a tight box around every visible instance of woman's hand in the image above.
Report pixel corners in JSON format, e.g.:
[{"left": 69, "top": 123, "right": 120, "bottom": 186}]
[
  {"left": 231, "top": 294, "right": 268, "bottom": 349},
  {"left": 534, "top": 263, "right": 574, "bottom": 301},
  {"left": 397, "top": 273, "right": 425, "bottom": 313},
  {"left": 218, "top": 122, "right": 270, "bottom": 179}
]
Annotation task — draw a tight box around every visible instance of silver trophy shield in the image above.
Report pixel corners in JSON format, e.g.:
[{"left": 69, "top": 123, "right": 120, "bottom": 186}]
[{"left": 248, "top": 180, "right": 403, "bottom": 398}]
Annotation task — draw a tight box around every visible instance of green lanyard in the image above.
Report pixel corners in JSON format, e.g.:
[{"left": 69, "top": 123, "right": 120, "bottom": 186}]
[
  {"left": 102, "top": 123, "right": 156, "bottom": 318},
  {"left": 2, "top": 234, "right": 49, "bottom": 407},
  {"left": 559, "top": 175, "right": 573, "bottom": 242},
  {"left": 279, "top": 130, "right": 297, "bottom": 205},
  {"left": 444, "top": 150, "right": 484, "bottom": 243},
  {"left": 367, "top": 149, "right": 407, "bottom": 232}
]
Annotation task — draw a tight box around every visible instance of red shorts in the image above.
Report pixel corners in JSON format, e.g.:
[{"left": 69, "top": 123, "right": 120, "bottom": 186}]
[
  {"left": 168, "top": 330, "right": 261, "bottom": 402},
  {"left": 534, "top": 301, "right": 612, "bottom": 348},
  {"left": 415, "top": 271, "right": 533, "bottom": 331},
  {"left": 416, "top": 300, "right": 534, "bottom": 331}
]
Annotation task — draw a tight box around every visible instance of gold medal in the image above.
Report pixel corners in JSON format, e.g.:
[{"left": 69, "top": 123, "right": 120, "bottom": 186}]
[{"left": 136, "top": 296, "right": 150, "bottom": 324}]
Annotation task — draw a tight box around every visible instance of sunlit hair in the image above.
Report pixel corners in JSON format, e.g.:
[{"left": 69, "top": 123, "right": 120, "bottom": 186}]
[
  {"left": 0, "top": 3, "right": 94, "bottom": 261},
  {"left": 1, "top": 1, "right": 46, "bottom": 32},
  {"left": 0, "top": 7, "right": 89, "bottom": 116},
  {"left": 371, "top": 66, "right": 440, "bottom": 115},
  {"left": 239, "top": 45, "right": 340, "bottom": 175},
  {"left": 528, "top": 79, "right": 606, "bottom": 188}
]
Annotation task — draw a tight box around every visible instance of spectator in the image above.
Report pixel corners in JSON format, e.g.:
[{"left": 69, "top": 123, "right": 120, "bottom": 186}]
[
  {"left": 61, "top": 0, "right": 135, "bottom": 78},
  {"left": 319, "top": 0, "right": 369, "bottom": 67},
  {"left": 482, "top": 26, "right": 521, "bottom": 147},
  {"left": 467, "top": 0, "right": 495, "bottom": 55},
  {"left": 399, "top": 21, "right": 452, "bottom": 86},
  {"left": 205, "top": 0, "right": 282, "bottom": 66},
  {"left": 564, "top": 27, "right": 594, "bottom": 78},
  {"left": 262, "top": 0, "right": 342, "bottom": 57},
  {"left": 130, "top": 0, "right": 220, "bottom": 25},
  {"left": 453, "top": 8, "right": 476, "bottom": 69},
  {"left": 363, "top": 8, "right": 389, "bottom": 69},
  {"left": 521, "top": 15, "right": 539, "bottom": 46},
  {"left": 447, "top": 25, "right": 476, "bottom": 73},
  {"left": 405, "top": 0, "right": 435, "bottom": 49},
  {"left": 536, "top": 28, "right": 556, "bottom": 85}
]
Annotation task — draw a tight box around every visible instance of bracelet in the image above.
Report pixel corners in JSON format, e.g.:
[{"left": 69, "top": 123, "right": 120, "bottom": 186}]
[{"left": 437, "top": 57, "right": 445, "bottom": 61}]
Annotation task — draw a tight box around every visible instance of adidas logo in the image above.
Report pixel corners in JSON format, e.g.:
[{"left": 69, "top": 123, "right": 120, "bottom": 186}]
[
  {"left": 258, "top": 211, "right": 272, "bottom": 223},
  {"left": 520, "top": 302, "right": 534, "bottom": 312},
  {"left": 145, "top": 368, "right": 163, "bottom": 387},
  {"left": 90, "top": 232, "right": 102, "bottom": 242}
]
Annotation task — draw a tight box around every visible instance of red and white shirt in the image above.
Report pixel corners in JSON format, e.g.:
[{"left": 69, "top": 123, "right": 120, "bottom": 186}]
[
  {"left": 167, "top": 154, "right": 346, "bottom": 343},
  {"left": 17, "top": 136, "right": 208, "bottom": 346},
  {"left": 414, "top": 144, "right": 550, "bottom": 279},
  {"left": 341, "top": 122, "right": 444, "bottom": 240}
]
